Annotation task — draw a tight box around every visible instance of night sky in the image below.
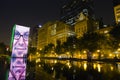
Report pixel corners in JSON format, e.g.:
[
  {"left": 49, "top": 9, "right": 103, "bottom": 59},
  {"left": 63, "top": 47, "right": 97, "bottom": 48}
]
[{"left": 0, "top": 0, "right": 114, "bottom": 45}]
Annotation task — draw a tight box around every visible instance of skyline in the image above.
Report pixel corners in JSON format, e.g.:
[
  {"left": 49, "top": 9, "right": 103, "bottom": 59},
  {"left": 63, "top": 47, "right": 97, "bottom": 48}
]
[{"left": 0, "top": 0, "right": 114, "bottom": 45}]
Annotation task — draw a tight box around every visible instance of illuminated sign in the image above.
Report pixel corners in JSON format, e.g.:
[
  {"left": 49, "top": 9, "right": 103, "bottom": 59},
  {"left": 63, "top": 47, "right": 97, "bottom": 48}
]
[{"left": 8, "top": 25, "right": 30, "bottom": 80}]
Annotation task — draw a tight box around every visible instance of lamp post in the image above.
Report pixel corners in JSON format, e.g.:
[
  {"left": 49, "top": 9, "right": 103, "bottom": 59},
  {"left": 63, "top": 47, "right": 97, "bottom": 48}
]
[{"left": 97, "top": 49, "right": 101, "bottom": 60}]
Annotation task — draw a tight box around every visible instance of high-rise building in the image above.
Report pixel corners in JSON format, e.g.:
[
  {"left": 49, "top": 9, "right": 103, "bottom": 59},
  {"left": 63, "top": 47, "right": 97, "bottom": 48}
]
[
  {"left": 60, "top": 0, "right": 95, "bottom": 26},
  {"left": 113, "top": 0, "right": 120, "bottom": 24}
]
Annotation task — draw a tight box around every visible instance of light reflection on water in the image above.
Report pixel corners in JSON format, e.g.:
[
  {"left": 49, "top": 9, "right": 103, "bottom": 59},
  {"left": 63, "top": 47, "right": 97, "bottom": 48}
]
[
  {"left": 43, "top": 59, "right": 120, "bottom": 73},
  {"left": 35, "top": 59, "right": 120, "bottom": 80},
  {"left": 1, "top": 58, "right": 120, "bottom": 80}
]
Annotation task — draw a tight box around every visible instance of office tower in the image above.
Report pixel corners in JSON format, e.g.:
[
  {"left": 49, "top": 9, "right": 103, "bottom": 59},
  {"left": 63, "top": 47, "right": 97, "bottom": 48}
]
[{"left": 60, "top": 0, "right": 95, "bottom": 26}]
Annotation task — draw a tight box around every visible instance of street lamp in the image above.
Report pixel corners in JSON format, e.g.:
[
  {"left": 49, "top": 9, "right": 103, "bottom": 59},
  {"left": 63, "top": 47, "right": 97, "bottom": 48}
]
[
  {"left": 97, "top": 49, "right": 101, "bottom": 59},
  {"left": 83, "top": 50, "right": 87, "bottom": 54},
  {"left": 97, "top": 50, "right": 100, "bottom": 53}
]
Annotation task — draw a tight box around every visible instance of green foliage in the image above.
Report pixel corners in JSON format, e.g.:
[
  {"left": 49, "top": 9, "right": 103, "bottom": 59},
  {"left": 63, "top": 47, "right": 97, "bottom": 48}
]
[
  {"left": 55, "top": 40, "right": 62, "bottom": 54},
  {"left": 78, "top": 32, "right": 112, "bottom": 52},
  {"left": 42, "top": 43, "right": 55, "bottom": 54},
  {"left": 109, "top": 25, "right": 120, "bottom": 40},
  {"left": 109, "top": 25, "right": 120, "bottom": 50},
  {"left": 28, "top": 47, "right": 37, "bottom": 55},
  {"left": 0, "top": 42, "right": 6, "bottom": 54},
  {"left": 63, "top": 36, "right": 78, "bottom": 56}
]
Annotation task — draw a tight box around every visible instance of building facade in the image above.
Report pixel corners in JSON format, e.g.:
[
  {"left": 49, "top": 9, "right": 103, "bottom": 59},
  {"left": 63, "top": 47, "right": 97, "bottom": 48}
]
[
  {"left": 37, "top": 23, "right": 49, "bottom": 50},
  {"left": 75, "top": 12, "right": 98, "bottom": 38},
  {"left": 114, "top": 5, "right": 120, "bottom": 24},
  {"left": 37, "top": 21, "right": 75, "bottom": 50}
]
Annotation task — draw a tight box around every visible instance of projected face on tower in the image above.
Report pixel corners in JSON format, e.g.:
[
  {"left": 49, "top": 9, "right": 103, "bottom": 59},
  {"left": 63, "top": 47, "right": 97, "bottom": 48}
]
[
  {"left": 12, "top": 26, "right": 29, "bottom": 57},
  {"left": 9, "top": 58, "right": 26, "bottom": 80}
]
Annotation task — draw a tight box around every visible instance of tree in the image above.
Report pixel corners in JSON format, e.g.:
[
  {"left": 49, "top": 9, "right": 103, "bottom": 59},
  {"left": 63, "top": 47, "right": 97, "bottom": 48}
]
[
  {"left": 0, "top": 42, "right": 6, "bottom": 54},
  {"left": 109, "top": 25, "right": 120, "bottom": 41},
  {"left": 55, "top": 40, "right": 62, "bottom": 55},
  {"left": 28, "top": 47, "right": 37, "bottom": 55},
  {"left": 79, "top": 32, "right": 102, "bottom": 52},
  {"left": 64, "top": 36, "right": 78, "bottom": 57},
  {"left": 109, "top": 25, "right": 120, "bottom": 50},
  {"left": 78, "top": 32, "right": 113, "bottom": 59},
  {"left": 42, "top": 43, "right": 55, "bottom": 54}
]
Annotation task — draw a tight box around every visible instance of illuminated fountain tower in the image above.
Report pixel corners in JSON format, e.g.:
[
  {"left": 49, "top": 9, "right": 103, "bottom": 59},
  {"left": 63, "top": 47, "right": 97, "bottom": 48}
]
[{"left": 8, "top": 24, "right": 30, "bottom": 80}]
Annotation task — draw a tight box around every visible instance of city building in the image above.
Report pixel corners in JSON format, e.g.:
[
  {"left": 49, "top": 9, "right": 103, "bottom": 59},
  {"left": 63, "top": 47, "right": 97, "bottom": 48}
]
[
  {"left": 29, "top": 26, "right": 39, "bottom": 48},
  {"left": 95, "top": 26, "right": 113, "bottom": 36},
  {"left": 113, "top": 0, "right": 120, "bottom": 24},
  {"left": 36, "top": 0, "right": 106, "bottom": 51},
  {"left": 37, "top": 23, "right": 49, "bottom": 50},
  {"left": 60, "top": 0, "right": 95, "bottom": 26},
  {"left": 37, "top": 21, "right": 75, "bottom": 50},
  {"left": 74, "top": 12, "right": 98, "bottom": 38}
]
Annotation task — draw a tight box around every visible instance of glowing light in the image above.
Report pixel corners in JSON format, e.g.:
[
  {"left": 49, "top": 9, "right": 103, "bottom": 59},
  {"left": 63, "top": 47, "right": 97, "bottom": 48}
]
[
  {"left": 36, "top": 58, "right": 40, "bottom": 63},
  {"left": 97, "top": 50, "right": 100, "bottom": 53},
  {"left": 110, "top": 66, "right": 114, "bottom": 71},
  {"left": 66, "top": 62, "right": 71, "bottom": 68},
  {"left": 101, "top": 54, "right": 104, "bottom": 57},
  {"left": 97, "top": 64, "right": 101, "bottom": 72},
  {"left": 10, "top": 25, "right": 16, "bottom": 51},
  {"left": 54, "top": 60, "right": 57, "bottom": 63},
  {"left": 93, "top": 63, "right": 97, "bottom": 69},
  {"left": 39, "top": 25, "right": 42, "bottom": 28},
  {"left": 118, "top": 48, "right": 120, "bottom": 51},
  {"left": 83, "top": 62, "right": 87, "bottom": 71},
  {"left": 83, "top": 50, "right": 87, "bottom": 53},
  {"left": 109, "top": 54, "right": 113, "bottom": 57},
  {"left": 39, "top": 65, "right": 41, "bottom": 67},
  {"left": 51, "top": 67, "right": 54, "bottom": 70}
]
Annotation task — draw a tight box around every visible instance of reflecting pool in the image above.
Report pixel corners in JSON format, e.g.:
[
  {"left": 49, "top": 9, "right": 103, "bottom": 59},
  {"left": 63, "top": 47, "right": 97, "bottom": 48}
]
[
  {"left": 1, "top": 57, "right": 120, "bottom": 80},
  {"left": 28, "top": 59, "right": 120, "bottom": 80}
]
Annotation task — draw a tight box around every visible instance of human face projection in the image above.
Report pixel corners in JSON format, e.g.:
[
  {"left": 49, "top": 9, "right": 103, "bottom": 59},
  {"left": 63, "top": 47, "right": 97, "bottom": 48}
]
[
  {"left": 8, "top": 25, "right": 30, "bottom": 80},
  {"left": 12, "top": 26, "right": 30, "bottom": 57},
  {"left": 9, "top": 58, "right": 26, "bottom": 80}
]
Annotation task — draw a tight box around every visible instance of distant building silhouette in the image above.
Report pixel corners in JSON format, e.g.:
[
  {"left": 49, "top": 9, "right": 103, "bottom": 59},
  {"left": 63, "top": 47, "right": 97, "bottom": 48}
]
[
  {"left": 60, "top": 0, "right": 95, "bottom": 26},
  {"left": 30, "top": 26, "right": 39, "bottom": 48}
]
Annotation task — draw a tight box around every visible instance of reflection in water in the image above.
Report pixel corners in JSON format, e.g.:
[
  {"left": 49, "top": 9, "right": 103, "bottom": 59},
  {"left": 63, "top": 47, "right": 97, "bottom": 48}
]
[
  {"left": 83, "top": 62, "right": 87, "bottom": 71},
  {"left": 36, "top": 59, "right": 120, "bottom": 80},
  {"left": 1, "top": 58, "right": 120, "bottom": 80},
  {"left": 97, "top": 64, "right": 101, "bottom": 72}
]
